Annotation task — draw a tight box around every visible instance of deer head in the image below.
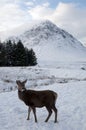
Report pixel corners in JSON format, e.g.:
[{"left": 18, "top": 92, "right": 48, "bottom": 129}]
[{"left": 16, "top": 80, "right": 27, "bottom": 92}]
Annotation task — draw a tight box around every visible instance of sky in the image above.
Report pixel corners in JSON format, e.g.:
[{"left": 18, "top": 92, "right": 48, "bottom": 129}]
[{"left": 0, "top": 0, "right": 86, "bottom": 44}]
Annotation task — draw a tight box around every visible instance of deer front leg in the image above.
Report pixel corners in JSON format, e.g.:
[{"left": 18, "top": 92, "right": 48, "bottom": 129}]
[{"left": 27, "top": 107, "right": 31, "bottom": 120}]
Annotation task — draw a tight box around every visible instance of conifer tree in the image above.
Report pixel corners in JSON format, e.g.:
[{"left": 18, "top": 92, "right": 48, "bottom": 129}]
[
  {"left": 0, "top": 42, "right": 6, "bottom": 66},
  {"left": 11, "top": 42, "right": 17, "bottom": 66},
  {"left": 16, "top": 40, "right": 26, "bottom": 66},
  {"left": 0, "top": 40, "right": 37, "bottom": 66},
  {"left": 27, "top": 49, "right": 37, "bottom": 66},
  {"left": 5, "top": 40, "right": 13, "bottom": 66}
]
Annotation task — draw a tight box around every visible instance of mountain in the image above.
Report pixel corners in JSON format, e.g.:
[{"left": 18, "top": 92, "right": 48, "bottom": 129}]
[{"left": 7, "top": 20, "right": 86, "bottom": 65}]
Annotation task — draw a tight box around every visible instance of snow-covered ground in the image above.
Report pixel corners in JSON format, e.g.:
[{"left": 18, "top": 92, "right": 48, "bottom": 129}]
[{"left": 0, "top": 62, "right": 86, "bottom": 130}]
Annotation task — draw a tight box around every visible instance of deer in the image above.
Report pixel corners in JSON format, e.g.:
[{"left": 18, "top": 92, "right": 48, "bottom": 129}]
[{"left": 16, "top": 80, "right": 58, "bottom": 123}]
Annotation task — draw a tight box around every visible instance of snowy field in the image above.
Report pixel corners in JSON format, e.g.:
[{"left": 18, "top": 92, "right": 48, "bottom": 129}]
[{"left": 0, "top": 62, "right": 86, "bottom": 130}]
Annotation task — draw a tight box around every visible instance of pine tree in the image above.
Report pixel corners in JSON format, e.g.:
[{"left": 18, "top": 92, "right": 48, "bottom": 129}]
[
  {"left": 27, "top": 49, "right": 37, "bottom": 66},
  {"left": 0, "top": 42, "right": 6, "bottom": 66},
  {"left": 24, "top": 48, "right": 30, "bottom": 66},
  {"left": 0, "top": 40, "right": 37, "bottom": 66},
  {"left": 11, "top": 42, "right": 17, "bottom": 66},
  {"left": 5, "top": 40, "right": 13, "bottom": 66},
  {"left": 16, "top": 40, "right": 27, "bottom": 66}
]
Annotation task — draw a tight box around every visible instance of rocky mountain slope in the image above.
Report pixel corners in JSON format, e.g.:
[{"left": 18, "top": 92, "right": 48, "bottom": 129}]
[{"left": 7, "top": 20, "right": 86, "bottom": 64}]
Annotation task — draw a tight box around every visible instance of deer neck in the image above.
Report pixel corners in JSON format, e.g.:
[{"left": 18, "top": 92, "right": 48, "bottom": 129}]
[{"left": 18, "top": 89, "right": 26, "bottom": 101}]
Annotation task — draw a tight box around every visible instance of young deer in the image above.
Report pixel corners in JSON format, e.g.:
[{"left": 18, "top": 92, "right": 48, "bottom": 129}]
[{"left": 16, "top": 80, "right": 58, "bottom": 123}]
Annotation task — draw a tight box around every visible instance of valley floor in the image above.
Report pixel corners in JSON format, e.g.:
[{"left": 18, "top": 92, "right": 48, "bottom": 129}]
[{"left": 0, "top": 62, "right": 86, "bottom": 130}]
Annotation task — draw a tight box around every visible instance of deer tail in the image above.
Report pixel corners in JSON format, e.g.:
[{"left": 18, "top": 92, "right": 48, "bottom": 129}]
[{"left": 54, "top": 92, "right": 58, "bottom": 103}]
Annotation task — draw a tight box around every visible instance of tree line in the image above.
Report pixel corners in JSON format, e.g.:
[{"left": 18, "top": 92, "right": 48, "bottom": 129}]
[{"left": 0, "top": 40, "right": 37, "bottom": 66}]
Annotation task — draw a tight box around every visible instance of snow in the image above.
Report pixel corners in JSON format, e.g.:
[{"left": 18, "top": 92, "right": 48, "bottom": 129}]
[{"left": 0, "top": 62, "right": 86, "bottom": 130}]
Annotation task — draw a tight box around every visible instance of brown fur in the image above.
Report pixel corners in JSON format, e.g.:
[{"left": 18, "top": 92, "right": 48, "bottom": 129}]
[{"left": 16, "top": 80, "right": 58, "bottom": 123}]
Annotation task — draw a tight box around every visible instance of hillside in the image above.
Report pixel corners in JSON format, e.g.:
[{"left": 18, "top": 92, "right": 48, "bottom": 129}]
[{"left": 7, "top": 20, "right": 86, "bottom": 65}]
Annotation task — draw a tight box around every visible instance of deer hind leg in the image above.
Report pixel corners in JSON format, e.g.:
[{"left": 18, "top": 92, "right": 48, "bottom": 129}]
[
  {"left": 52, "top": 105, "right": 58, "bottom": 123},
  {"left": 27, "top": 107, "right": 31, "bottom": 120},
  {"left": 32, "top": 107, "right": 38, "bottom": 122},
  {"left": 45, "top": 106, "right": 52, "bottom": 122}
]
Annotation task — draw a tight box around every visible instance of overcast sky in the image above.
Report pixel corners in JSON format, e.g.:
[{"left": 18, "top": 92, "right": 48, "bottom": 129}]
[{"left": 0, "top": 0, "right": 86, "bottom": 44}]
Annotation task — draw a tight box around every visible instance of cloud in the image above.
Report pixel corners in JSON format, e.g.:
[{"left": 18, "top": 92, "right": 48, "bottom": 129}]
[
  {"left": 28, "top": 2, "right": 86, "bottom": 44},
  {"left": 28, "top": 2, "right": 53, "bottom": 20},
  {"left": 0, "top": 1, "right": 86, "bottom": 44},
  {"left": 0, "top": 2, "right": 30, "bottom": 31},
  {"left": 25, "top": 1, "right": 34, "bottom": 6},
  {"left": 42, "top": 2, "right": 50, "bottom": 7}
]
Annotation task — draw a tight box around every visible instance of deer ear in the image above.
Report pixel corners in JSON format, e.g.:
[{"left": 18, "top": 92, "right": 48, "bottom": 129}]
[
  {"left": 16, "top": 80, "right": 20, "bottom": 84},
  {"left": 22, "top": 79, "right": 27, "bottom": 84},
  {"left": 16, "top": 80, "right": 19, "bottom": 84}
]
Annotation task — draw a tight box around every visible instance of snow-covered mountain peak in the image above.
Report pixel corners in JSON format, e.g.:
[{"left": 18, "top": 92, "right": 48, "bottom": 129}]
[
  {"left": 21, "top": 20, "right": 62, "bottom": 44},
  {"left": 8, "top": 20, "right": 82, "bottom": 48},
  {"left": 7, "top": 20, "right": 86, "bottom": 63}
]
